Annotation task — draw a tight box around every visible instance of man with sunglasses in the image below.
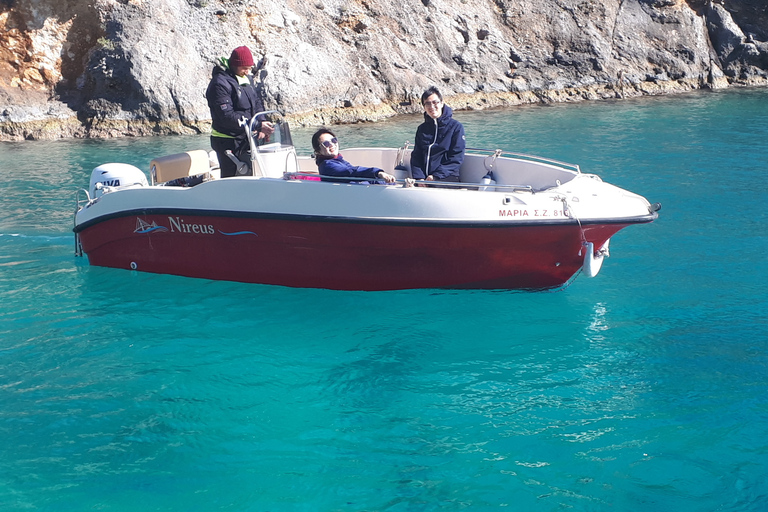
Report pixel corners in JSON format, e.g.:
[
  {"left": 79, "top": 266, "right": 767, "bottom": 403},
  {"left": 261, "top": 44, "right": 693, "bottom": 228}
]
[{"left": 409, "top": 86, "right": 465, "bottom": 183}]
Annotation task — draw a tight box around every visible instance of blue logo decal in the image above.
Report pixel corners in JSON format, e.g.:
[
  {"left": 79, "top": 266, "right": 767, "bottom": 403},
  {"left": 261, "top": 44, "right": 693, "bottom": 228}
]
[
  {"left": 218, "top": 230, "right": 258, "bottom": 236},
  {"left": 135, "top": 218, "right": 169, "bottom": 234}
]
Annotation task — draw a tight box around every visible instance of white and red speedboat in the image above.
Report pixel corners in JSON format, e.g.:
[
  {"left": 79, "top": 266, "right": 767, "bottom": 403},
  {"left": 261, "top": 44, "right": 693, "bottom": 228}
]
[{"left": 74, "top": 112, "right": 660, "bottom": 291}]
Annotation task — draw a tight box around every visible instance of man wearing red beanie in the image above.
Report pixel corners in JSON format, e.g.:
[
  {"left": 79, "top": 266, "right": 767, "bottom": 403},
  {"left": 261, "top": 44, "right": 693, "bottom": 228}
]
[{"left": 206, "top": 46, "right": 274, "bottom": 177}]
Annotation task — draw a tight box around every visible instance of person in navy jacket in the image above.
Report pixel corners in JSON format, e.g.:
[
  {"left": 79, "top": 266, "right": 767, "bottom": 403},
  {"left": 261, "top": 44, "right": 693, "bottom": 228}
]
[
  {"left": 311, "top": 128, "right": 397, "bottom": 184},
  {"left": 410, "top": 86, "right": 466, "bottom": 182},
  {"left": 206, "top": 46, "right": 274, "bottom": 178}
]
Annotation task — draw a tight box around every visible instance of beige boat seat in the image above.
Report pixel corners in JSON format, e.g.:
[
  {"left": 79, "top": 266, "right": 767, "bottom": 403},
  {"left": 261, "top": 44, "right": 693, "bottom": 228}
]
[
  {"left": 150, "top": 150, "right": 212, "bottom": 184},
  {"left": 343, "top": 147, "right": 413, "bottom": 179}
]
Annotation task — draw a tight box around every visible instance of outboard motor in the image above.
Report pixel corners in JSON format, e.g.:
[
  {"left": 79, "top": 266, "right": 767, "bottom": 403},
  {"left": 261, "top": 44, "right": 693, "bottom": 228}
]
[{"left": 89, "top": 163, "right": 148, "bottom": 198}]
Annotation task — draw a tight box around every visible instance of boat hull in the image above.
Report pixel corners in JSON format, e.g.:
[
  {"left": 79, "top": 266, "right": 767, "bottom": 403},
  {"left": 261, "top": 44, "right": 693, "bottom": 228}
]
[
  {"left": 75, "top": 146, "right": 659, "bottom": 291},
  {"left": 77, "top": 210, "right": 634, "bottom": 290}
]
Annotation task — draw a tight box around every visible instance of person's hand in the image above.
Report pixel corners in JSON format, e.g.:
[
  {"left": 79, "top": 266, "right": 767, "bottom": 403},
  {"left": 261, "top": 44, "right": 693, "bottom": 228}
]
[
  {"left": 403, "top": 178, "right": 415, "bottom": 188},
  {"left": 426, "top": 175, "right": 435, "bottom": 181},
  {"left": 377, "top": 171, "right": 396, "bottom": 184},
  {"left": 260, "top": 121, "right": 275, "bottom": 136}
]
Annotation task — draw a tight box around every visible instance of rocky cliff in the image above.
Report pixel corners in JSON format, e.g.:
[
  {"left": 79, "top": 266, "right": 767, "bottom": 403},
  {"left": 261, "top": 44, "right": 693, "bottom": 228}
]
[{"left": 1, "top": 0, "right": 766, "bottom": 140}]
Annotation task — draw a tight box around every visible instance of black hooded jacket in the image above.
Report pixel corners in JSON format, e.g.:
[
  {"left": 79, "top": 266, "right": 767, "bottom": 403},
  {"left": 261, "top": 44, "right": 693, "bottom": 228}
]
[{"left": 205, "top": 64, "right": 265, "bottom": 138}]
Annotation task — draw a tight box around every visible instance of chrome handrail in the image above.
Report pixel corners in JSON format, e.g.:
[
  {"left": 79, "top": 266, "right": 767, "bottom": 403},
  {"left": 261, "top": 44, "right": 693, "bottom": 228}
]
[
  {"left": 283, "top": 172, "right": 534, "bottom": 192},
  {"left": 73, "top": 189, "right": 91, "bottom": 256},
  {"left": 75, "top": 188, "right": 91, "bottom": 213},
  {"left": 464, "top": 147, "right": 581, "bottom": 173}
]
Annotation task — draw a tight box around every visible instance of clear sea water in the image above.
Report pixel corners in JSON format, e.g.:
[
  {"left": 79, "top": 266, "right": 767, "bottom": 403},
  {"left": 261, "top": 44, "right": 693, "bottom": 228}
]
[{"left": 1, "top": 88, "right": 767, "bottom": 511}]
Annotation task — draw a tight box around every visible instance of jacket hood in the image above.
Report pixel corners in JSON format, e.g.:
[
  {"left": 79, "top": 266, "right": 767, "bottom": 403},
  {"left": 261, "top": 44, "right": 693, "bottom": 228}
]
[{"left": 211, "top": 63, "right": 231, "bottom": 77}]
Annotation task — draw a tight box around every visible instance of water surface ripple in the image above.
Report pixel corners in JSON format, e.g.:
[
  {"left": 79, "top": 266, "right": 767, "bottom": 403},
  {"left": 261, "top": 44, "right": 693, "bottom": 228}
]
[{"left": 1, "top": 89, "right": 767, "bottom": 511}]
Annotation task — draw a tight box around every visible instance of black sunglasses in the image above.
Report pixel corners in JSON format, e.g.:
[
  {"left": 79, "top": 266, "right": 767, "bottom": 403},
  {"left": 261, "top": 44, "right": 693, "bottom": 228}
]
[{"left": 321, "top": 138, "right": 338, "bottom": 148}]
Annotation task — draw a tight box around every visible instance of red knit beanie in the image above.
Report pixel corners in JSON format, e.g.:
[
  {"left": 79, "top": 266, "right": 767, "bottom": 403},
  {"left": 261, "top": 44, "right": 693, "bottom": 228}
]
[{"left": 229, "top": 46, "right": 254, "bottom": 68}]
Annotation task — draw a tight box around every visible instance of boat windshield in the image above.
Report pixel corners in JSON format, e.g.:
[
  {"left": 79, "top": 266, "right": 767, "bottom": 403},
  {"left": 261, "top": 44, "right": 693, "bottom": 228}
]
[{"left": 255, "top": 114, "right": 293, "bottom": 151}]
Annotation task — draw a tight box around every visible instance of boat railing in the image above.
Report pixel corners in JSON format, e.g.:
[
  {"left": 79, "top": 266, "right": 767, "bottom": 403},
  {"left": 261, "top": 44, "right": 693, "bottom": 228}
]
[
  {"left": 464, "top": 147, "right": 581, "bottom": 174},
  {"left": 75, "top": 188, "right": 91, "bottom": 212},
  {"left": 283, "top": 172, "right": 534, "bottom": 192},
  {"left": 73, "top": 189, "right": 91, "bottom": 256}
]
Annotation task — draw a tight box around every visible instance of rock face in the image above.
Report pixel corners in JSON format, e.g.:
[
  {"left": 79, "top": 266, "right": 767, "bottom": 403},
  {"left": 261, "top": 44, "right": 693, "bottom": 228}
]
[{"left": 1, "top": 0, "right": 767, "bottom": 140}]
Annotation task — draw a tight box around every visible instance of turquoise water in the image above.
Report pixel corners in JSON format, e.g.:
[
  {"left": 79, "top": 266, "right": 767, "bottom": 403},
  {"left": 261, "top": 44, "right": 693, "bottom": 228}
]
[{"left": 2, "top": 89, "right": 768, "bottom": 511}]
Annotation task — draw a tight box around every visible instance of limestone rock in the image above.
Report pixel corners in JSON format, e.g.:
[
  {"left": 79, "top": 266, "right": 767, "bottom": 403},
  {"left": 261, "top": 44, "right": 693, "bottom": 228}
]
[{"left": 1, "top": 0, "right": 767, "bottom": 140}]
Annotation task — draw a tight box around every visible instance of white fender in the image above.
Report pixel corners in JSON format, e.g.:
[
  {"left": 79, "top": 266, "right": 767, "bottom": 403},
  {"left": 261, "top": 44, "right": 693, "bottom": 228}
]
[{"left": 582, "top": 239, "right": 610, "bottom": 278}]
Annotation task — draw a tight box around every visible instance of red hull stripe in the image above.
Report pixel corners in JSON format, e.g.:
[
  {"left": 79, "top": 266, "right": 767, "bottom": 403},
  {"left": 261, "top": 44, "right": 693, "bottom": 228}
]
[{"left": 77, "top": 212, "right": 635, "bottom": 290}]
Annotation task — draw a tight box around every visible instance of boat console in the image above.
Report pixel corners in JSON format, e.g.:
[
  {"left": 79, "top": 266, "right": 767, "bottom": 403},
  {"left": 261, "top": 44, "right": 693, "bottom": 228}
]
[{"left": 242, "top": 111, "right": 299, "bottom": 178}]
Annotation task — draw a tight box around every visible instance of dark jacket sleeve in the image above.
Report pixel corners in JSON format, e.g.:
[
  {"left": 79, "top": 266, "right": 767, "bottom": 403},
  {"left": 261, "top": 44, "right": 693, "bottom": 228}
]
[
  {"left": 409, "top": 124, "right": 427, "bottom": 180},
  {"left": 432, "top": 121, "right": 465, "bottom": 181},
  {"left": 319, "top": 158, "right": 383, "bottom": 179}
]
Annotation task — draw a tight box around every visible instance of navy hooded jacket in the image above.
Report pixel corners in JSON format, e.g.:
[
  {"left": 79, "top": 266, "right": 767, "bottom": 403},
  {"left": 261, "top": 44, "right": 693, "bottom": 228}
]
[
  {"left": 317, "top": 154, "right": 386, "bottom": 184},
  {"left": 409, "top": 104, "right": 465, "bottom": 181}
]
